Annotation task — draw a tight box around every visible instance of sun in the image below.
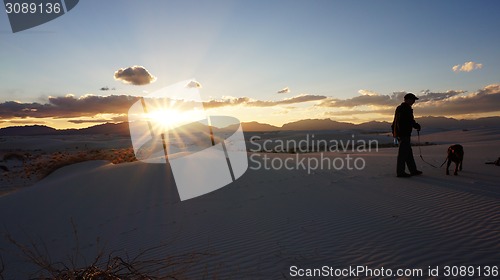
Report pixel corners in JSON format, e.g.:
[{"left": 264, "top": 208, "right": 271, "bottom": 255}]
[
  {"left": 147, "top": 109, "right": 182, "bottom": 130},
  {"left": 146, "top": 106, "right": 204, "bottom": 131}
]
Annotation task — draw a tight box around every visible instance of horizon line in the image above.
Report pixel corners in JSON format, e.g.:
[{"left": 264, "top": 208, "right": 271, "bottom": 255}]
[{"left": 2, "top": 115, "right": 500, "bottom": 132}]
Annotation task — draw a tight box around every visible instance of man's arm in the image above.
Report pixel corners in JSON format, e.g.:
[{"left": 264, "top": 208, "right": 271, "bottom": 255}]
[{"left": 409, "top": 109, "right": 421, "bottom": 131}]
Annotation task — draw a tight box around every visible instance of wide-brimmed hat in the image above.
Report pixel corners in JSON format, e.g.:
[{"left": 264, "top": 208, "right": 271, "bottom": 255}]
[{"left": 404, "top": 93, "right": 419, "bottom": 100}]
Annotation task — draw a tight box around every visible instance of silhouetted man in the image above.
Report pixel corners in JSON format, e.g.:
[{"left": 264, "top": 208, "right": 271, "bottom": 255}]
[{"left": 392, "top": 93, "right": 423, "bottom": 177}]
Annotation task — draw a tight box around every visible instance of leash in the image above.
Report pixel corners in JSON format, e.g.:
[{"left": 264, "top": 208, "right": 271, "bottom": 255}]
[
  {"left": 417, "top": 130, "right": 446, "bottom": 168},
  {"left": 439, "top": 157, "right": 448, "bottom": 168}
]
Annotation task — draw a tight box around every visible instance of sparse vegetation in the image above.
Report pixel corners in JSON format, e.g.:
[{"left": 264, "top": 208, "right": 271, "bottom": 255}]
[
  {"left": 0, "top": 148, "right": 138, "bottom": 193},
  {"left": 3, "top": 152, "right": 25, "bottom": 162},
  {"left": 36, "top": 148, "right": 137, "bottom": 179},
  {"left": 4, "top": 221, "right": 211, "bottom": 279},
  {"left": 0, "top": 143, "right": 212, "bottom": 279}
]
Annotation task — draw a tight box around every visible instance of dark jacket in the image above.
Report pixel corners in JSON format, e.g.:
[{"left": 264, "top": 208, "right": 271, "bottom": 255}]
[{"left": 392, "top": 102, "right": 420, "bottom": 137}]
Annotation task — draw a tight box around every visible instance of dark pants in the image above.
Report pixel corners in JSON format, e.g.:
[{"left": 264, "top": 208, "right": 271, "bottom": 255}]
[{"left": 397, "top": 136, "right": 417, "bottom": 175}]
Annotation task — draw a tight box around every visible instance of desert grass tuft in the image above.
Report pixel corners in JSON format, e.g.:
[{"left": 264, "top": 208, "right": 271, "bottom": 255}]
[{"left": 5, "top": 220, "right": 212, "bottom": 279}]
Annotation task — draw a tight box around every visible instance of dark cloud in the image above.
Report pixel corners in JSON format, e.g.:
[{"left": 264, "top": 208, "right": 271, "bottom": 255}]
[
  {"left": 66, "top": 115, "right": 129, "bottom": 125},
  {"left": 324, "top": 108, "right": 393, "bottom": 116},
  {"left": 322, "top": 85, "right": 500, "bottom": 117},
  {"left": 114, "top": 66, "right": 157, "bottom": 86},
  {"left": 1, "top": 85, "right": 498, "bottom": 121},
  {"left": 0, "top": 101, "right": 53, "bottom": 118},
  {"left": 203, "top": 94, "right": 327, "bottom": 109},
  {"left": 318, "top": 92, "right": 403, "bottom": 108},
  {"left": 48, "top": 95, "right": 140, "bottom": 118},
  {"left": 100, "top": 86, "right": 115, "bottom": 91},
  {"left": 203, "top": 97, "right": 251, "bottom": 109},
  {"left": 0, "top": 95, "right": 140, "bottom": 119},
  {"left": 415, "top": 85, "right": 500, "bottom": 115},
  {"left": 0, "top": 94, "right": 325, "bottom": 118},
  {"left": 417, "top": 90, "right": 464, "bottom": 102},
  {"left": 186, "top": 81, "right": 202, "bottom": 88},
  {"left": 249, "top": 95, "right": 327, "bottom": 107},
  {"left": 319, "top": 90, "right": 464, "bottom": 108},
  {"left": 277, "top": 87, "right": 290, "bottom": 94}
]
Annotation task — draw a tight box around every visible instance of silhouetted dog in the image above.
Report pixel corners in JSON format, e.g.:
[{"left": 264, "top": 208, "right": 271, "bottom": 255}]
[{"left": 446, "top": 144, "right": 464, "bottom": 175}]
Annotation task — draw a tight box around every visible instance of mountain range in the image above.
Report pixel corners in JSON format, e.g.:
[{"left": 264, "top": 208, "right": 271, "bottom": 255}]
[
  {"left": 1, "top": 116, "right": 499, "bottom": 136},
  {"left": 241, "top": 116, "right": 500, "bottom": 132}
]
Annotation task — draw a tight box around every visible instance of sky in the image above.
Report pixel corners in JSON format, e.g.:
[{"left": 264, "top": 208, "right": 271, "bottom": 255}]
[{"left": 1, "top": 0, "right": 500, "bottom": 129}]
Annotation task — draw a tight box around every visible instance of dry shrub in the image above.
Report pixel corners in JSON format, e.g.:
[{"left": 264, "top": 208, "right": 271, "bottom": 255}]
[
  {"left": 3, "top": 153, "right": 25, "bottom": 162},
  {"left": 5, "top": 221, "right": 211, "bottom": 279}
]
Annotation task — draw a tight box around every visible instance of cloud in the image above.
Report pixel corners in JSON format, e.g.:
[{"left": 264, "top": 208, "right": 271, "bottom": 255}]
[
  {"left": 100, "top": 86, "right": 115, "bottom": 91},
  {"left": 0, "top": 95, "right": 140, "bottom": 119},
  {"left": 318, "top": 89, "right": 466, "bottom": 109},
  {"left": 203, "top": 97, "right": 251, "bottom": 109},
  {"left": 321, "top": 85, "right": 500, "bottom": 117},
  {"left": 416, "top": 89, "right": 464, "bottom": 102},
  {"left": 415, "top": 84, "right": 500, "bottom": 115},
  {"left": 452, "top": 61, "right": 483, "bottom": 72},
  {"left": 6, "top": 119, "right": 46, "bottom": 124},
  {"left": 67, "top": 119, "right": 112, "bottom": 124},
  {"left": 111, "top": 115, "right": 129, "bottom": 123},
  {"left": 358, "top": 89, "right": 379, "bottom": 96},
  {"left": 324, "top": 110, "right": 387, "bottom": 116},
  {"left": 203, "top": 94, "right": 327, "bottom": 109},
  {"left": 2, "top": 85, "right": 498, "bottom": 122},
  {"left": 318, "top": 92, "right": 402, "bottom": 108},
  {"left": 0, "top": 93, "right": 326, "bottom": 119},
  {"left": 48, "top": 95, "right": 140, "bottom": 117},
  {"left": 66, "top": 115, "right": 130, "bottom": 124},
  {"left": 114, "top": 66, "right": 157, "bottom": 85},
  {"left": 186, "top": 80, "right": 202, "bottom": 88},
  {"left": 249, "top": 94, "right": 326, "bottom": 107},
  {"left": 277, "top": 87, "right": 290, "bottom": 94}
]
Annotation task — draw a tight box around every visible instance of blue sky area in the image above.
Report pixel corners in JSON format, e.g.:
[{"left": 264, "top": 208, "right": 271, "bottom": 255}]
[{"left": 1, "top": 0, "right": 499, "bottom": 128}]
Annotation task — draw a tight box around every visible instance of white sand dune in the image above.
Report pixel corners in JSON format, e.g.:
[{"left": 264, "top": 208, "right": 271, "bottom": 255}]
[{"left": 0, "top": 129, "right": 499, "bottom": 278}]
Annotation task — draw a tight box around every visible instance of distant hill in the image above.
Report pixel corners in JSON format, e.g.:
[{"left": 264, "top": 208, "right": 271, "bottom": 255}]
[
  {"left": 417, "top": 116, "right": 500, "bottom": 130},
  {"left": 65, "top": 122, "right": 130, "bottom": 136},
  {"left": 241, "top": 121, "right": 280, "bottom": 132},
  {"left": 281, "top": 119, "right": 356, "bottom": 131},
  {"left": 417, "top": 116, "right": 461, "bottom": 130},
  {"left": 1, "top": 116, "right": 499, "bottom": 136},
  {"left": 218, "top": 121, "right": 279, "bottom": 133},
  {"left": 355, "top": 121, "right": 392, "bottom": 131},
  {"left": 0, "top": 125, "right": 57, "bottom": 136},
  {"left": 0, "top": 123, "right": 130, "bottom": 136},
  {"left": 241, "top": 119, "right": 392, "bottom": 132}
]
